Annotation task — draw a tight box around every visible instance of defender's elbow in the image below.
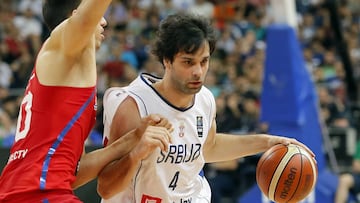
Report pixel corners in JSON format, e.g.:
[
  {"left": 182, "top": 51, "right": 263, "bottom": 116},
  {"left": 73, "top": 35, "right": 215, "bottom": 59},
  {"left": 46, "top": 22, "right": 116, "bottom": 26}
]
[
  {"left": 97, "top": 181, "right": 113, "bottom": 200},
  {"left": 97, "top": 176, "right": 124, "bottom": 200}
]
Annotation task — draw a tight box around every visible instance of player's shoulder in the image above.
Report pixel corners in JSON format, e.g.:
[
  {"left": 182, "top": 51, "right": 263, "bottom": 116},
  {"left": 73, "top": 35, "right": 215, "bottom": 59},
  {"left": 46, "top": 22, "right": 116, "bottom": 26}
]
[
  {"left": 103, "top": 87, "right": 131, "bottom": 124},
  {"left": 200, "top": 86, "right": 213, "bottom": 96},
  {"left": 43, "top": 20, "right": 68, "bottom": 49},
  {"left": 103, "top": 87, "right": 129, "bottom": 104},
  {"left": 196, "top": 86, "right": 216, "bottom": 110},
  {"left": 198, "top": 86, "right": 215, "bottom": 101}
]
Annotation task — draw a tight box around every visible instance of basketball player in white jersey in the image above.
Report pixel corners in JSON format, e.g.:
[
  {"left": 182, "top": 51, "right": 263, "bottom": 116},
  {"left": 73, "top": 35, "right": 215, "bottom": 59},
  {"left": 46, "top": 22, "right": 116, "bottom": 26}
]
[{"left": 98, "top": 13, "right": 315, "bottom": 203}]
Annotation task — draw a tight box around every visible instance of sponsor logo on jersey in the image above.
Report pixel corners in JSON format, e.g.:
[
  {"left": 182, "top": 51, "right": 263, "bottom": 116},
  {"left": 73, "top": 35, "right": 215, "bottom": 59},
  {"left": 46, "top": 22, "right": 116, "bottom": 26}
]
[
  {"left": 7, "top": 149, "right": 28, "bottom": 164},
  {"left": 196, "top": 116, "right": 203, "bottom": 137},
  {"left": 141, "top": 194, "right": 162, "bottom": 203}
]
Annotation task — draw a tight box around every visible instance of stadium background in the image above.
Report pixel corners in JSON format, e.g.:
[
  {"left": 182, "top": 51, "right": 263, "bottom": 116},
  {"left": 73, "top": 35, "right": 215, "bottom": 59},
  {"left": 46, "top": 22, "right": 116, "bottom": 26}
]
[{"left": 0, "top": 0, "right": 359, "bottom": 202}]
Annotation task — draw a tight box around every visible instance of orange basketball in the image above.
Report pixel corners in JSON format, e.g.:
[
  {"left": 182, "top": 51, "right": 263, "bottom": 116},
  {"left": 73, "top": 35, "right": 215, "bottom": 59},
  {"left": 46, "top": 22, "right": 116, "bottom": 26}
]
[{"left": 256, "top": 144, "right": 318, "bottom": 203}]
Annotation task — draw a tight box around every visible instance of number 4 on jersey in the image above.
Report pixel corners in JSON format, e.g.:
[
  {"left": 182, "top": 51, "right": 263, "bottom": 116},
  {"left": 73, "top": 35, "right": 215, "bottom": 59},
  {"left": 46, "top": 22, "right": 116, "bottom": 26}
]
[{"left": 169, "top": 171, "right": 180, "bottom": 191}]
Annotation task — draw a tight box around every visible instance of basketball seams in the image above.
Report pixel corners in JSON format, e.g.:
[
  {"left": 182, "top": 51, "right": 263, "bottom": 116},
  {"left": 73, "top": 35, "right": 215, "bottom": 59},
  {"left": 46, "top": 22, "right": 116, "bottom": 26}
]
[
  {"left": 284, "top": 145, "right": 304, "bottom": 203},
  {"left": 257, "top": 144, "right": 317, "bottom": 203},
  {"left": 257, "top": 145, "right": 285, "bottom": 172},
  {"left": 268, "top": 145, "right": 299, "bottom": 201},
  {"left": 299, "top": 146, "right": 318, "bottom": 192},
  {"left": 256, "top": 147, "right": 286, "bottom": 195}
]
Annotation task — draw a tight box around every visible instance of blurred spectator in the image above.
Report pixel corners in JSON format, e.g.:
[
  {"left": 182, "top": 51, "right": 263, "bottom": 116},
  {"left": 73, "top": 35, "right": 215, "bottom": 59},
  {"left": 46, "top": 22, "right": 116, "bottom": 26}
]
[
  {"left": 172, "top": 0, "right": 195, "bottom": 11},
  {"left": 335, "top": 140, "right": 360, "bottom": 203},
  {"left": 299, "top": 13, "right": 317, "bottom": 45},
  {"left": 217, "top": 23, "right": 236, "bottom": 54},
  {"left": 0, "top": 107, "right": 12, "bottom": 141},
  {"left": 217, "top": 92, "right": 243, "bottom": 133},
  {"left": 204, "top": 69, "right": 222, "bottom": 98},
  {"left": 104, "top": 0, "right": 129, "bottom": 28},
  {"left": 102, "top": 59, "right": 137, "bottom": 87},
  {"left": 303, "top": 47, "right": 319, "bottom": 72},
  {"left": 318, "top": 85, "right": 350, "bottom": 127},
  {"left": 0, "top": 56, "right": 12, "bottom": 88},
  {"left": 206, "top": 159, "right": 241, "bottom": 203},
  {"left": 206, "top": 93, "right": 242, "bottom": 203},
  {"left": 0, "top": 95, "right": 20, "bottom": 147},
  {"left": 158, "top": 0, "right": 178, "bottom": 19},
  {"left": 17, "top": 0, "right": 43, "bottom": 19},
  {"left": 240, "top": 97, "right": 260, "bottom": 133},
  {"left": 0, "top": 86, "right": 12, "bottom": 144},
  {"left": 140, "top": 54, "right": 164, "bottom": 77},
  {"left": 13, "top": 7, "right": 42, "bottom": 53},
  {"left": 188, "top": 0, "right": 214, "bottom": 18}
]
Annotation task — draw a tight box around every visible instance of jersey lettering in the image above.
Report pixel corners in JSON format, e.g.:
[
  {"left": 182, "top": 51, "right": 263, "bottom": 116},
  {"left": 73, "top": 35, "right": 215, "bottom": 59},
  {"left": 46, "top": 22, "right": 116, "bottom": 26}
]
[
  {"left": 169, "top": 171, "right": 179, "bottom": 190},
  {"left": 180, "top": 197, "right": 192, "bottom": 203},
  {"left": 157, "top": 143, "right": 201, "bottom": 164},
  {"left": 7, "top": 149, "right": 28, "bottom": 163},
  {"left": 15, "top": 91, "right": 33, "bottom": 142}
]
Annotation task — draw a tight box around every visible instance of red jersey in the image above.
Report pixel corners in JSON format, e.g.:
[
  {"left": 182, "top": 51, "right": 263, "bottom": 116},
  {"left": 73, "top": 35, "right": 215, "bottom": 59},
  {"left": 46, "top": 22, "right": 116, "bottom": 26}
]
[{"left": 0, "top": 69, "right": 97, "bottom": 202}]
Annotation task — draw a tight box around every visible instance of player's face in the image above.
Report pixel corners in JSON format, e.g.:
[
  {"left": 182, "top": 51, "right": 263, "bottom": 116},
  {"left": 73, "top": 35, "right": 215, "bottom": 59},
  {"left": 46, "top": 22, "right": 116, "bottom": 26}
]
[
  {"left": 95, "top": 17, "right": 107, "bottom": 49},
  {"left": 168, "top": 41, "right": 210, "bottom": 95}
]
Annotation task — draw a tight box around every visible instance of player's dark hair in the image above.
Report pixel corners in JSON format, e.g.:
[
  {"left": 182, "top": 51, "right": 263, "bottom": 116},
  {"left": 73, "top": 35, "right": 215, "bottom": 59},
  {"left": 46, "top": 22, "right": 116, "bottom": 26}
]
[
  {"left": 151, "top": 13, "right": 217, "bottom": 65},
  {"left": 42, "top": 0, "right": 81, "bottom": 31}
]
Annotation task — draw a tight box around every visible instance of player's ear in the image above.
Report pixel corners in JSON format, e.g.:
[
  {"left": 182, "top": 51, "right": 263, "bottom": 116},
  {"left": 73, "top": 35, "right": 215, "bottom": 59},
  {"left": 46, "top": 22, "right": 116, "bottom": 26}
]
[
  {"left": 163, "top": 59, "right": 171, "bottom": 69},
  {"left": 71, "top": 9, "right": 77, "bottom": 16}
]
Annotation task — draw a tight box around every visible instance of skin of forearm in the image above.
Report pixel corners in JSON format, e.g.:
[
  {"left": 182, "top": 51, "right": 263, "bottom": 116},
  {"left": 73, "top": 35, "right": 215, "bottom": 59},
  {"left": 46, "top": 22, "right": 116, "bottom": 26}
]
[
  {"left": 353, "top": 160, "right": 360, "bottom": 172},
  {"left": 72, "top": 147, "right": 114, "bottom": 189},
  {"left": 205, "top": 134, "right": 271, "bottom": 163},
  {"left": 97, "top": 152, "right": 141, "bottom": 199},
  {"left": 72, "top": 129, "right": 141, "bottom": 188}
]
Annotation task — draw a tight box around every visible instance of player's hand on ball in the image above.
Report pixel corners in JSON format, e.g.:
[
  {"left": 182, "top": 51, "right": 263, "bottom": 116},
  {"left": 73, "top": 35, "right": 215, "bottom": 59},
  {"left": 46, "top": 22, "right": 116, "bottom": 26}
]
[{"left": 266, "top": 135, "right": 315, "bottom": 157}]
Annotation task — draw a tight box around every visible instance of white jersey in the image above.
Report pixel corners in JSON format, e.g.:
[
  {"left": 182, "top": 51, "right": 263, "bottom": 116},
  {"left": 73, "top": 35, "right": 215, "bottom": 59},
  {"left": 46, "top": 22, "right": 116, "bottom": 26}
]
[{"left": 102, "top": 73, "right": 216, "bottom": 203}]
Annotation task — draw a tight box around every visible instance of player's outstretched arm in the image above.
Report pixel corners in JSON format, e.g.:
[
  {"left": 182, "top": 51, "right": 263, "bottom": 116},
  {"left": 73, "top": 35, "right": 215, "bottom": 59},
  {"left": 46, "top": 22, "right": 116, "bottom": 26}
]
[
  {"left": 203, "top": 119, "right": 315, "bottom": 163},
  {"left": 59, "top": 0, "right": 112, "bottom": 56}
]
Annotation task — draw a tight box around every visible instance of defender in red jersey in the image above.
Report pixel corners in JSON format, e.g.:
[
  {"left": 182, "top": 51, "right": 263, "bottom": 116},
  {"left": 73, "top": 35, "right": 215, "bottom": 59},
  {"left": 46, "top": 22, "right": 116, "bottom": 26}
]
[{"left": 0, "top": 0, "right": 172, "bottom": 202}]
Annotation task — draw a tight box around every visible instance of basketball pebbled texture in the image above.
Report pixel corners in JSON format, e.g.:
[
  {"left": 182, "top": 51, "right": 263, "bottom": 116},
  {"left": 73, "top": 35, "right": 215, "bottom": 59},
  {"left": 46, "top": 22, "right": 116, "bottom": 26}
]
[{"left": 256, "top": 144, "right": 318, "bottom": 203}]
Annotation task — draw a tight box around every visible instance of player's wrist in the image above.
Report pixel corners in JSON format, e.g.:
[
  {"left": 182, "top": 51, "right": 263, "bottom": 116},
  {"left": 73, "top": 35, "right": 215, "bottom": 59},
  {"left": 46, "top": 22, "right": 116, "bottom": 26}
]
[{"left": 129, "top": 149, "right": 142, "bottom": 164}]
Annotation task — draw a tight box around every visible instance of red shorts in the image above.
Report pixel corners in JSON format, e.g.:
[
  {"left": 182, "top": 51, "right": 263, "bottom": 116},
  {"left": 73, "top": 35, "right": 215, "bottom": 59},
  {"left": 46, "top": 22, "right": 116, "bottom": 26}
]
[{"left": 0, "top": 189, "right": 83, "bottom": 203}]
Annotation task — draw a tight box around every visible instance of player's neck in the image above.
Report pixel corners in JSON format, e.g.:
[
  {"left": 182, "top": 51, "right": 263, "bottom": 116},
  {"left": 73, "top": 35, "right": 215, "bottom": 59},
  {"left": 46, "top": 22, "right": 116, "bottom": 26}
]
[{"left": 153, "top": 81, "right": 194, "bottom": 109}]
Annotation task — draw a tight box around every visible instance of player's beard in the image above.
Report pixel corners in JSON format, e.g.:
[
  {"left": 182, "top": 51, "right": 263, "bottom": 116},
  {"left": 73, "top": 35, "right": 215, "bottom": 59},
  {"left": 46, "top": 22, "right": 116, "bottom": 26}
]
[{"left": 173, "top": 76, "right": 202, "bottom": 95}]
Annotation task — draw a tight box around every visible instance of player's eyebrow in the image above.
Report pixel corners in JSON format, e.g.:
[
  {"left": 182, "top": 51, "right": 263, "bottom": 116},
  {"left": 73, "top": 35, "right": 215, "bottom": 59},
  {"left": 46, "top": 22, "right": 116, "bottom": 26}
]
[{"left": 179, "top": 55, "right": 210, "bottom": 61}]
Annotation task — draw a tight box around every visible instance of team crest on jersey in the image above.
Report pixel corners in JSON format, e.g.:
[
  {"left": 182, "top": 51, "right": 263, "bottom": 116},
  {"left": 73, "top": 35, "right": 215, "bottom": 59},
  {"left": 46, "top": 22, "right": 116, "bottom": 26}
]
[
  {"left": 178, "top": 120, "right": 185, "bottom": 137},
  {"left": 196, "top": 116, "right": 203, "bottom": 137}
]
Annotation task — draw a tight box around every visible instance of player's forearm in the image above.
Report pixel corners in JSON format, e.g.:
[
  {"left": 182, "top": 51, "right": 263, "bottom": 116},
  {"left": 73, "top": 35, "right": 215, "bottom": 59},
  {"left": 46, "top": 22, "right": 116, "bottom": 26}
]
[
  {"left": 72, "top": 130, "right": 141, "bottom": 188},
  {"left": 205, "top": 133, "right": 311, "bottom": 163},
  {"left": 71, "top": 146, "right": 117, "bottom": 189},
  {"left": 204, "top": 134, "right": 271, "bottom": 163},
  {"left": 97, "top": 152, "right": 141, "bottom": 199}
]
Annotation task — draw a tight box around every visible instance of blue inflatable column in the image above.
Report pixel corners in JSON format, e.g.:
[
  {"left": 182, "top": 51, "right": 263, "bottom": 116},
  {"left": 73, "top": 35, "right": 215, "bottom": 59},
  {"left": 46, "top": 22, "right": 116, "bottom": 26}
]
[{"left": 239, "top": 24, "right": 337, "bottom": 203}]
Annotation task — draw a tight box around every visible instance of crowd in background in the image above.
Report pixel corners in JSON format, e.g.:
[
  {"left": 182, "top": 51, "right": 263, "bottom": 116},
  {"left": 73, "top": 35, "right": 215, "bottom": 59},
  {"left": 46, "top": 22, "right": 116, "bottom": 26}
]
[{"left": 0, "top": 0, "right": 359, "bottom": 202}]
